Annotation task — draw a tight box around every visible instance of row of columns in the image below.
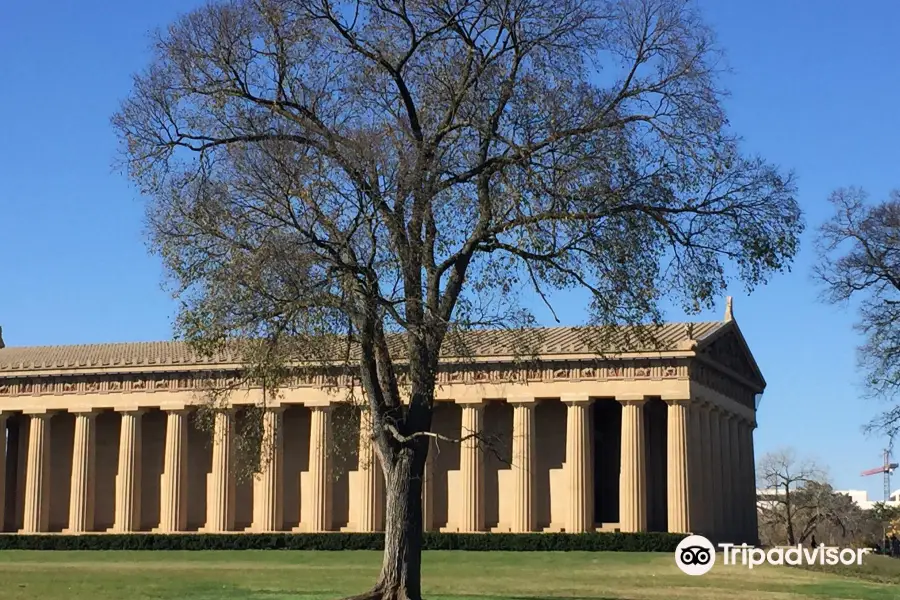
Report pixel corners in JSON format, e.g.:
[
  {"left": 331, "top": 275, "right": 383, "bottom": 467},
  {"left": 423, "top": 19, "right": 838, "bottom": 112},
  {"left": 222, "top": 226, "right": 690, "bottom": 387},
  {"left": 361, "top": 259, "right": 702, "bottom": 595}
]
[
  {"left": 493, "top": 396, "right": 755, "bottom": 539},
  {"left": 12, "top": 406, "right": 347, "bottom": 534},
  {"left": 6, "top": 397, "right": 756, "bottom": 540},
  {"left": 689, "top": 402, "right": 758, "bottom": 542},
  {"left": 436, "top": 396, "right": 753, "bottom": 537}
]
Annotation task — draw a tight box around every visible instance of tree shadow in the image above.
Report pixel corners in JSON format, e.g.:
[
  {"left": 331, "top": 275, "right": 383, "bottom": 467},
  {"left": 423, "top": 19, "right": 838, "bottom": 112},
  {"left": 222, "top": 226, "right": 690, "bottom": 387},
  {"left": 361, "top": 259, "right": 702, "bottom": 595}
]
[{"left": 498, "top": 596, "right": 635, "bottom": 600}]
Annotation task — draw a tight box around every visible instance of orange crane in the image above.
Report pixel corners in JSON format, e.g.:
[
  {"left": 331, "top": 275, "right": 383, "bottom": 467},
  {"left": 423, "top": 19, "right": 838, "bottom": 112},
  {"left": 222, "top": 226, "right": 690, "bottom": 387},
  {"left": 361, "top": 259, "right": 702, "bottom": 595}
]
[{"left": 862, "top": 449, "right": 899, "bottom": 503}]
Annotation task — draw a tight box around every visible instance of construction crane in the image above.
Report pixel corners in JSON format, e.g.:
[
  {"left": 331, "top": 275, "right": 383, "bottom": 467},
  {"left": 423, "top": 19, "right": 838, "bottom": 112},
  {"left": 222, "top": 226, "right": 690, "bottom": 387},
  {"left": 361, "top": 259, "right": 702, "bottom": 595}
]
[{"left": 861, "top": 449, "right": 899, "bottom": 503}]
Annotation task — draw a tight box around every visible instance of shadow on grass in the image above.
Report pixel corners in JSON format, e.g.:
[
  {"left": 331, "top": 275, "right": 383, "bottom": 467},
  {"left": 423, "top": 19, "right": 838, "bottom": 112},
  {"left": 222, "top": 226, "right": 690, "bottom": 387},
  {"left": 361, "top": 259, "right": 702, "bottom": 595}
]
[
  {"left": 791, "top": 554, "right": 900, "bottom": 585},
  {"left": 499, "top": 596, "right": 630, "bottom": 600},
  {"left": 254, "top": 595, "right": 631, "bottom": 600}
]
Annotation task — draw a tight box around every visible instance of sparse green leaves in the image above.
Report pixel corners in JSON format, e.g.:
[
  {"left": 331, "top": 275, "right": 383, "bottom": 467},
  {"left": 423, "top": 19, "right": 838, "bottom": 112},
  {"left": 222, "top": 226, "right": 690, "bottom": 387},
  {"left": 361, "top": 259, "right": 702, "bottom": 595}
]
[
  {"left": 815, "top": 188, "right": 900, "bottom": 435},
  {"left": 114, "top": 1, "right": 802, "bottom": 591}
]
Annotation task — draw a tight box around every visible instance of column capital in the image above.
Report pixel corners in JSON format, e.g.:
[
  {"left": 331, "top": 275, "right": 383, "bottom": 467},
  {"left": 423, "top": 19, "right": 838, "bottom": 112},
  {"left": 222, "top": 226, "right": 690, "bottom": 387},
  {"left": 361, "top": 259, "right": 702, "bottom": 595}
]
[
  {"left": 690, "top": 398, "right": 710, "bottom": 410},
  {"left": 114, "top": 407, "right": 146, "bottom": 415},
  {"left": 661, "top": 396, "right": 691, "bottom": 406},
  {"left": 616, "top": 394, "right": 646, "bottom": 406},
  {"left": 561, "top": 393, "right": 593, "bottom": 406},
  {"left": 455, "top": 397, "right": 488, "bottom": 406},
  {"left": 69, "top": 408, "right": 100, "bottom": 416},
  {"left": 507, "top": 397, "right": 537, "bottom": 407},
  {"left": 22, "top": 409, "right": 54, "bottom": 417},
  {"left": 161, "top": 405, "right": 191, "bottom": 415},
  {"left": 736, "top": 415, "right": 757, "bottom": 428}
]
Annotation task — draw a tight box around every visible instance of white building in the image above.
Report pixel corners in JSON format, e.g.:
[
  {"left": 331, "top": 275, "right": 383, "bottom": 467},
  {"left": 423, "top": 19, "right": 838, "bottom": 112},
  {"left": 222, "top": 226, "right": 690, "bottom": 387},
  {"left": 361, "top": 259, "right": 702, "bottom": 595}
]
[
  {"left": 757, "top": 487, "right": 900, "bottom": 511},
  {"left": 835, "top": 490, "right": 900, "bottom": 511}
]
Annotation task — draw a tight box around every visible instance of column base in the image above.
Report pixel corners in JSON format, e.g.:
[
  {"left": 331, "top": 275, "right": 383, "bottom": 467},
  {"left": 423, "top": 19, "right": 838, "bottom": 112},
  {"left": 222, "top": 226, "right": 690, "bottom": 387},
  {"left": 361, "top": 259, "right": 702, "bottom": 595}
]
[{"left": 340, "top": 524, "right": 384, "bottom": 533}]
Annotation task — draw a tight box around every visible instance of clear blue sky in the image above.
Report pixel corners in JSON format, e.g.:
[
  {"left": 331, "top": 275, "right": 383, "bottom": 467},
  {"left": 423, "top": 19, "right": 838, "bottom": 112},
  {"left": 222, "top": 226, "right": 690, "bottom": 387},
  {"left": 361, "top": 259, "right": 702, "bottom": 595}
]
[{"left": 1, "top": 1, "right": 898, "bottom": 499}]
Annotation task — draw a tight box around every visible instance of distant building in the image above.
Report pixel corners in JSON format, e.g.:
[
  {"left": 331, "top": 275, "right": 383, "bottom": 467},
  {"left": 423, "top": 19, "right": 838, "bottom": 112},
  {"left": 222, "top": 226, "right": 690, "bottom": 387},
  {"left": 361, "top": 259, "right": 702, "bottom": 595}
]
[
  {"left": 835, "top": 489, "right": 900, "bottom": 511},
  {"left": 756, "top": 487, "right": 900, "bottom": 511}
]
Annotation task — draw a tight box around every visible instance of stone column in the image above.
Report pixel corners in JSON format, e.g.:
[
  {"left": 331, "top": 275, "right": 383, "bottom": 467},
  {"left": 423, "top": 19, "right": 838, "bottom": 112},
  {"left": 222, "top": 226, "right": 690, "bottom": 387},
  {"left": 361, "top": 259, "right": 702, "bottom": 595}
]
[
  {"left": 687, "top": 403, "right": 705, "bottom": 533},
  {"left": 22, "top": 412, "right": 51, "bottom": 533},
  {"left": 67, "top": 410, "right": 98, "bottom": 533},
  {"left": 698, "top": 402, "right": 718, "bottom": 537},
  {"left": 619, "top": 398, "right": 646, "bottom": 533},
  {"left": 730, "top": 417, "right": 741, "bottom": 541},
  {"left": 159, "top": 408, "right": 189, "bottom": 533},
  {"left": 708, "top": 406, "right": 724, "bottom": 538},
  {"left": 207, "top": 409, "right": 235, "bottom": 533},
  {"left": 732, "top": 416, "right": 749, "bottom": 543},
  {"left": 0, "top": 414, "right": 7, "bottom": 533},
  {"left": 422, "top": 439, "right": 434, "bottom": 532},
  {"left": 745, "top": 419, "right": 759, "bottom": 543},
  {"left": 666, "top": 400, "right": 691, "bottom": 534},
  {"left": 114, "top": 409, "right": 143, "bottom": 532},
  {"left": 253, "top": 406, "right": 284, "bottom": 532},
  {"left": 356, "top": 409, "right": 384, "bottom": 532},
  {"left": 459, "top": 402, "right": 485, "bottom": 532},
  {"left": 564, "top": 395, "right": 593, "bottom": 533},
  {"left": 720, "top": 411, "right": 735, "bottom": 540},
  {"left": 308, "top": 405, "right": 333, "bottom": 532},
  {"left": 509, "top": 398, "right": 536, "bottom": 533}
]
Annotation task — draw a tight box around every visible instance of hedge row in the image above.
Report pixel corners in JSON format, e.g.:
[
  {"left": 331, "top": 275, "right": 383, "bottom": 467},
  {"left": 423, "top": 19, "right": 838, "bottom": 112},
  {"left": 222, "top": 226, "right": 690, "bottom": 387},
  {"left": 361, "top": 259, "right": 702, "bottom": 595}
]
[{"left": 0, "top": 532, "right": 686, "bottom": 552}]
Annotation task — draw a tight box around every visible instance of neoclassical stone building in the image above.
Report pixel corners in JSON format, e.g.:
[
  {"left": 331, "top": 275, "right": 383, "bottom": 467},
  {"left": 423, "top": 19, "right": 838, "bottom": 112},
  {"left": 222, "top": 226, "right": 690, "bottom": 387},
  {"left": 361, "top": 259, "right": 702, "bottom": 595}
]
[{"left": 0, "top": 307, "right": 762, "bottom": 542}]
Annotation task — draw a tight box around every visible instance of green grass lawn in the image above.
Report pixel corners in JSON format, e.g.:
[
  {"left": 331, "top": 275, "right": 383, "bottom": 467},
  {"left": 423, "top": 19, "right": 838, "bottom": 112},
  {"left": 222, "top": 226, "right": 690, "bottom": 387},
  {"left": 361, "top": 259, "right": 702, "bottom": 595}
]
[{"left": 0, "top": 550, "right": 896, "bottom": 600}]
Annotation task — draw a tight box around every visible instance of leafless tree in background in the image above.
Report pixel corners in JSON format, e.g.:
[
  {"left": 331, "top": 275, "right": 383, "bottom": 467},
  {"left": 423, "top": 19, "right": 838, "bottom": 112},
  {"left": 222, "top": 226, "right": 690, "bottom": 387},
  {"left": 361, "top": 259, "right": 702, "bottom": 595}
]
[
  {"left": 113, "top": 0, "right": 803, "bottom": 597},
  {"left": 757, "top": 449, "right": 833, "bottom": 546}
]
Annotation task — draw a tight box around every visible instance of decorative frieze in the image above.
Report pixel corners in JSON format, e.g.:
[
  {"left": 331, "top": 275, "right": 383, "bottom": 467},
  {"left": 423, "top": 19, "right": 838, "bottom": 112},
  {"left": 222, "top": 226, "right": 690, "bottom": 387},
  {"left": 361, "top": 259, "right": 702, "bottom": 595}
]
[{"left": 0, "top": 356, "right": 715, "bottom": 401}]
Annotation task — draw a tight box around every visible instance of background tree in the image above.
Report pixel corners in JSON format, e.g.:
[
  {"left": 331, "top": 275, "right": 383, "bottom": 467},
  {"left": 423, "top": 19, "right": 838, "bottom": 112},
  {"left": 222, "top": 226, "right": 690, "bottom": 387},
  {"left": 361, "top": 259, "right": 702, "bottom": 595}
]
[
  {"left": 866, "top": 501, "right": 900, "bottom": 548},
  {"left": 815, "top": 187, "right": 900, "bottom": 435},
  {"left": 757, "top": 449, "right": 837, "bottom": 546},
  {"left": 113, "top": 0, "right": 802, "bottom": 598}
]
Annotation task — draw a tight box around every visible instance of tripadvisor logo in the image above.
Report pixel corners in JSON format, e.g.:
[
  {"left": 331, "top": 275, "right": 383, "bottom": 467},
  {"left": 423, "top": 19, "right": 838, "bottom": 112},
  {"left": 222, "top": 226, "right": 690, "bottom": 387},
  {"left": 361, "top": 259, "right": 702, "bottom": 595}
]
[
  {"left": 675, "top": 535, "right": 872, "bottom": 575},
  {"left": 675, "top": 535, "right": 716, "bottom": 576}
]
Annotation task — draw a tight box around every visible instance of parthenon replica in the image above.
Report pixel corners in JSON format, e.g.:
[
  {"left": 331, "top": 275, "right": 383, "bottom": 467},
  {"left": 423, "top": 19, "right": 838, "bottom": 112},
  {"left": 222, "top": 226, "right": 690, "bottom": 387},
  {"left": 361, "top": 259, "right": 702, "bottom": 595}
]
[{"left": 0, "top": 306, "right": 762, "bottom": 543}]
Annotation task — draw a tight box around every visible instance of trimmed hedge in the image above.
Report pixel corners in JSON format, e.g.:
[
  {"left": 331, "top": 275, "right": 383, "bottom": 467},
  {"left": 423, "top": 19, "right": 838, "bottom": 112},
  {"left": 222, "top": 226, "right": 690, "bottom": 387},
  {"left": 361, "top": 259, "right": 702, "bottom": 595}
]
[{"left": 0, "top": 532, "right": 685, "bottom": 552}]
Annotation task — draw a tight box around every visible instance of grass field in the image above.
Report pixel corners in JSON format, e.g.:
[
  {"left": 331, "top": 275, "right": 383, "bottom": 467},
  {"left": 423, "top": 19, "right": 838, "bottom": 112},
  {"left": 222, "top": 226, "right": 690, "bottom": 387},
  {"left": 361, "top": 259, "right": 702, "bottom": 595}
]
[{"left": 0, "top": 550, "right": 897, "bottom": 600}]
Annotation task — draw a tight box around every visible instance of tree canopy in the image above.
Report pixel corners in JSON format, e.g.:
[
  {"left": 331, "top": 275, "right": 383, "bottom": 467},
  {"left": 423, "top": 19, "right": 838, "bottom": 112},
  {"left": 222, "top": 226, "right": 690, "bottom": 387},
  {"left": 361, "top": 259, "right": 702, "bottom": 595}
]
[
  {"left": 815, "top": 188, "right": 900, "bottom": 435},
  {"left": 114, "top": 1, "right": 803, "bottom": 598}
]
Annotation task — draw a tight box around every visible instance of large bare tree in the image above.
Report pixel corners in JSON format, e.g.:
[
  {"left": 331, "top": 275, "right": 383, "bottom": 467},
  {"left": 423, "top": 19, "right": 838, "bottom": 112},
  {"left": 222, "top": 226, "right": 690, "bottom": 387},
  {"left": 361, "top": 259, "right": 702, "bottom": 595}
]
[
  {"left": 113, "top": 1, "right": 802, "bottom": 598},
  {"left": 757, "top": 449, "right": 829, "bottom": 546},
  {"left": 815, "top": 187, "right": 900, "bottom": 435}
]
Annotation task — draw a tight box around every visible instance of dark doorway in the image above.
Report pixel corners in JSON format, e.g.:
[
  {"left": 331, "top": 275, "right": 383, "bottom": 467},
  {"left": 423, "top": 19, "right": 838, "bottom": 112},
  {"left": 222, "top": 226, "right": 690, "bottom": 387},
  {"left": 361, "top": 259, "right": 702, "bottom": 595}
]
[
  {"left": 593, "top": 399, "right": 621, "bottom": 524},
  {"left": 644, "top": 398, "right": 668, "bottom": 532}
]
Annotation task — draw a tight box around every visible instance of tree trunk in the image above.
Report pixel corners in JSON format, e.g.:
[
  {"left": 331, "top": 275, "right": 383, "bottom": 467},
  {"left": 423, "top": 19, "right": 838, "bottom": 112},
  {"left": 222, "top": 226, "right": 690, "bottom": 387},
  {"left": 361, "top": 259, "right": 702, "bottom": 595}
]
[
  {"left": 348, "top": 445, "right": 425, "bottom": 600},
  {"left": 785, "top": 495, "right": 795, "bottom": 545}
]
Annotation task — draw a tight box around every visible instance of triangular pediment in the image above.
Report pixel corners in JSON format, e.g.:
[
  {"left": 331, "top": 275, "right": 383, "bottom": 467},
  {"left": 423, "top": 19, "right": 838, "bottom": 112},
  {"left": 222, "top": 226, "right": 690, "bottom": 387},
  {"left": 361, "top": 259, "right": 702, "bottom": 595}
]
[{"left": 695, "top": 321, "right": 765, "bottom": 391}]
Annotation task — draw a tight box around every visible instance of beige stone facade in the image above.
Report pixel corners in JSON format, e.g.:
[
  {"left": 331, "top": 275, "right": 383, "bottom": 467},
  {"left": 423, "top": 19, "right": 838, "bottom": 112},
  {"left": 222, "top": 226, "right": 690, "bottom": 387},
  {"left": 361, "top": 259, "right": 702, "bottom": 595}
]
[{"left": 0, "top": 317, "right": 762, "bottom": 542}]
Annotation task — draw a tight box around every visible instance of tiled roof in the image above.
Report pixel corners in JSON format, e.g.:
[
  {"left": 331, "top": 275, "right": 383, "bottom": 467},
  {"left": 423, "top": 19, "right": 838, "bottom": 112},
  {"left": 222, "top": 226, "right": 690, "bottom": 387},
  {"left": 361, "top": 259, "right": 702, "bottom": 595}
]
[{"left": 0, "top": 322, "right": 725, "bottom": 374}]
